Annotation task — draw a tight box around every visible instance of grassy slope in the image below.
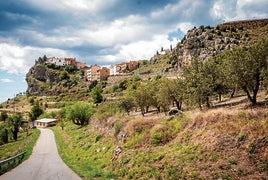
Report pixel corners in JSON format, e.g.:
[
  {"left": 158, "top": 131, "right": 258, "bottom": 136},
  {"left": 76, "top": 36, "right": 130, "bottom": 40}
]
[
  {"left": 52, "top": 94, "right": 268, "bottom": 179},
  {"left": 0, "top": 129, "right": 40, "bottom": 174},
  {"left": 0, "top": 129, "right": 40, "bottom": 161}
]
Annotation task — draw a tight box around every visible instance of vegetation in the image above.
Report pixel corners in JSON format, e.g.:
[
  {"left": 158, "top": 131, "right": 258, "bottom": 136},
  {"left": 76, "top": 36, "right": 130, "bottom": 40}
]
[
  {"left": 90, "top": 86, "right": 103, "bottom": 104},
  {"left": 7, "top": 113, "right": 23, "bottom": 141},
  {"left": 66, "top": 102, "right": 95, "bottom": 126},
  {"left": 29, "top": 102, "right": 44, "bottom": 121},
  {"left": 1, "top": 22, "right": 268, "bottom": 179},
  {"left": 52, "top": 107, "right": 268, "bottom": 179},
  {"left": 0, "top": 129, "right": 40, "bottom": 174},
  {"left": 0, "top": 111, "right": 8, "bottom": 122},
  {"left": 222, "top": 39, "right": 268, "bottom": 105}
]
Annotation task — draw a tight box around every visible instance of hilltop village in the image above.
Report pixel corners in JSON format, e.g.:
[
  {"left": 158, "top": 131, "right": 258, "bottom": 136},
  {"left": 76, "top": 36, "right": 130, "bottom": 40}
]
[{"left": 46, "top": 57, "right": 140, "bottom": 84}]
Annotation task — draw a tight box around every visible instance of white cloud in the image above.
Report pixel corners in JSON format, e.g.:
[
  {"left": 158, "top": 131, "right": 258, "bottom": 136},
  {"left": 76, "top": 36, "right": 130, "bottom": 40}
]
[
  {"left": 0, "top": 78, "right": 14, "bottom": 83},
  {"left": 210, "top": 0, "right": 268, "bottom": 21},
  {"left": 210, "top": 0, "right": 237, "bottom": 21},
  {"left": 178, "top": 22, "right": 195, "bottom": 34},
  {"left": 109, "top": 35, "right": 177, "bottom": 62},
  {"left": 26, "top": 0, "right": 119, "bottom": 14},
  {"left": 77, "top": 15, "right": 154, "bottom": 47},
  {"left": 151, "top": 0, "right": 205, "bottom": 20},
  {"left": 0, "top": 43, "right": 74, "bottom": 73}
]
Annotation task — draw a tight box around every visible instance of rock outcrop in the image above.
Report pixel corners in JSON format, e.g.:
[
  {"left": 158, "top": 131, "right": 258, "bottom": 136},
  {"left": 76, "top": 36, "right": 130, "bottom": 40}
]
[
  {"left": 26, "top": 60, "right": 87, "bottom": 97},
  {"left": 172, "top": 19, "right": 268, "bottom": 68}
]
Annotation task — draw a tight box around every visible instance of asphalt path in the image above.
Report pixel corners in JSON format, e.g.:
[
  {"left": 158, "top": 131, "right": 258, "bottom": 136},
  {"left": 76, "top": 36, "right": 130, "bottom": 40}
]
[{"left": 1, "top": 128, "right": 81, "bottom": 180}]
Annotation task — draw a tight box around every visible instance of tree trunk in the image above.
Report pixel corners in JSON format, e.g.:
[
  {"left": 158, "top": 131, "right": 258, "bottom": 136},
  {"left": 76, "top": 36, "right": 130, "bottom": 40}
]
[
  {"left": 206, "top": 96, "right": 210, "bottom": 108},
  {"left": 2, "top": 129, "right": 8, "bottom": 143},
  {"left": 198, "top": 97, "right": 202, "bottom": 110},
  {"left": 231, "top": 88, "right": 235, "bottom": 98},
  {"left": 156, "top": 106, "right": 161, "bottom": 113},
  {"left": 146, "top": 106, "right": 149, "bottom": 113},
  {"left": 141, "top": 108, "right": 145, "bottom": 116},
  {"left": 218, "top": 93, "right": 222, "bottom": 102},
  {"left": 13, "top": 128, "right": 19, "bottom": 141},
  {"left": 243, "top": 86, "right": 257, "bottom": 106},
  {"left": 174, "top": 100, "right": 181, "bottom": 110}
]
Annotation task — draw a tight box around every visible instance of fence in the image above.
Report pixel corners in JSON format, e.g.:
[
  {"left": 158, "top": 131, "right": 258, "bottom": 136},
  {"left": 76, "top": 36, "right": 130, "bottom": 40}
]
[{"left": 0, "top": 151, "right": 26, "bottom": 175}]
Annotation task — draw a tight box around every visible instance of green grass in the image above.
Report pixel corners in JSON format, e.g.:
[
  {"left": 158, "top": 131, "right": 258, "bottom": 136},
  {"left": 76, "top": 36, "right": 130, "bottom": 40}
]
[
  {"left": 50, "top": 107, "right": 268, "bottom": 179},
  {"left": 50, "top": 115, "right": 205, "bottom": 179},
  {"left": 51, "top": 122, "right": 115, "bottom": 179},
  {"left": 0, "top": 129, "right": 40, "bottom": 161},
  {"left": 0, "top": 129, "right": 40, "bottom": 174}
]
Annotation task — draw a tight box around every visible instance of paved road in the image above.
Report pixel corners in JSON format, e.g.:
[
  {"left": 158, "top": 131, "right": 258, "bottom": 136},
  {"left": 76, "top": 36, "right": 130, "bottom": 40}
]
[{"left": 1, "top": 129, "right": 81, "bottom": 180}]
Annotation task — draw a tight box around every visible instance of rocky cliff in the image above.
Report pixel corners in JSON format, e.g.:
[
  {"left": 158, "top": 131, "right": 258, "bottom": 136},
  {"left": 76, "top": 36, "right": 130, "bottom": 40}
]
[
  {"left": 172, "top": 19, "right": 268, "bottom": 68},
  {"left": 26, "top": 60, "right": 88, "bottom": 97}
]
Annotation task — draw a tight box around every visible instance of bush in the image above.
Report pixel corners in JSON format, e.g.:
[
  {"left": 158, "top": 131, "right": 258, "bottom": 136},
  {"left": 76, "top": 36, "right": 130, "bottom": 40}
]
[
  {"left": 29, "top": 97, "right": 35, "bottom": 105},
  {"left": 90, "top": 86, "right": 103, "bottom": 104},
  {"left": 237, "top": 132, "right": 246, "bottom": 142},
  {"left": 150, "top": 126, "right": 171, "bottom": 146},
  {"left": 29, "top": 103, "right": 44, "bottom": 121},
  {"left": 95, "top": 134, "right": 102, "bottom": 142},
  {"left": 66, "top": 102, "right": 95, "bottom": 126},
  {"left": 59, "top": 71, "right": 70, "bottom": 80}
]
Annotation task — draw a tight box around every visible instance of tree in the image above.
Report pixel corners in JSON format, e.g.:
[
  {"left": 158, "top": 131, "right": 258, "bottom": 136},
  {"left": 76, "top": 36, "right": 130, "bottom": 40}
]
[
  {"left": 65, "top": 65, "right": 76, "bottom": 73},
  {"left": 222, "top": 39, "right": 268, "bottom": 105},
  {"left": 118, "top": 96, "right": 134, "bottom": 115},
  {"left": 204, "top": 56, "right": 229, "bottom": 102},
  {"left": 157, "top": 78, "right": 184, "bottom": 111},
  {"left": 132, "top": 83, "right": 151, "bottom": 116},
  {"left": 0, "top": 111, "right": 8, "bottom": 122},
  {"left": 0, "top": 124, "right": 9, "bottom": 144},
  {"left": 8, "top": 113, "right": 23, "bottom": 141},
  {"left": 59, "top": 71, "right": 70, "bottom": 80},
  {"left": 183, "top": 58, "right": 212, "bottom": 109},
  {"left": 66, "top": 102, "right": 95, "bottom": 126},
  {"left": 90, "top": 86, "right": 103, "bottom": 103},
  {"left": 29, "top": 103, "right": 44, "bottom": 121}
]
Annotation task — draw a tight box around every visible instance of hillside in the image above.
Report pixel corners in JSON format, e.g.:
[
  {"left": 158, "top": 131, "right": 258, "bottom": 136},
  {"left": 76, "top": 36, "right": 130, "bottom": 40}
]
[
  {"left": 136, "top": 19, "right": 268, "bottom": 76},
  {"left": 25, "top": 19, "right": 268, "bottom": 95},
  {"left": 1, "top": 19, "right": 268, "bottom": 179},
  {"left": 26, "top": 57, "right": 89, "bottom": 101},
  {"left": 51, "top": 93, "right": 268, "bottom": 179}
]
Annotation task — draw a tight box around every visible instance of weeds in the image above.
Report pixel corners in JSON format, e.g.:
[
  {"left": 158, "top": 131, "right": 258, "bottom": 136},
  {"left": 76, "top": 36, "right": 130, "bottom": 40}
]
[{"left": 237, "top": 132, "right": 246, "bottom": 142}]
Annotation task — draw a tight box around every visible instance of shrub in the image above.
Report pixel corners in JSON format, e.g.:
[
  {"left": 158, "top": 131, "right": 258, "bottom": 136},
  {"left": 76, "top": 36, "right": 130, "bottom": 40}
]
[
  {"left": 150, "top": 125, "right": 172, "bottom": 146},
  {"left": 114, "top": 121, "right": 123, "bottom": 135},
  {"left": 59, "top": 71, "right": 70, "bottom": 80},
  {"left": 66, "top": 102, "right": 95, "bottom": 126},
  {"left": 29, "top": 97, "right": 35, "bottom": 105},
  {"left": 29, "top": 103, "right": 44, "bottom": 121},
  {"left": 95, "top": 134, "right": 102, "bottom": 142},
  {"left": 90, "top": 86, "right": 103, "bottom": 104},
  {"left": 237, "top": 132, "right": 246, "bottom": 142}
]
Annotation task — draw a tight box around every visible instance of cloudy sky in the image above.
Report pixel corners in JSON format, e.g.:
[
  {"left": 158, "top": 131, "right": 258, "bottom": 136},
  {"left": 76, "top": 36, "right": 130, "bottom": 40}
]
[{"left": 0, "top": 0, "right": 267, "bottom": 102}]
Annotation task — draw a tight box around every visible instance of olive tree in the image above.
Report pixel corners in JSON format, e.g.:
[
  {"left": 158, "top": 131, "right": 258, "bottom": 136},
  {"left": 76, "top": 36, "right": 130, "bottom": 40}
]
[
  {"left": 66, "top": 102, "right": 95, "bottom": 126},
  {"left": 8, "top": 113, "right": 23, "bottom": 141},
  {"left": 222, "top": 39, "right": 268, "bottom": 105}
]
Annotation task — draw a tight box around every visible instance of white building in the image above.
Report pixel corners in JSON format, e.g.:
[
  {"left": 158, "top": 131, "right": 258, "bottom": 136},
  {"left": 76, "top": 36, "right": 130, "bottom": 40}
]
[
  {"left": 109, "top": 65, "right": 118, "bottom": 76},
  {"left": 34, "top": 118, "right": 58, "bottom": 128}
]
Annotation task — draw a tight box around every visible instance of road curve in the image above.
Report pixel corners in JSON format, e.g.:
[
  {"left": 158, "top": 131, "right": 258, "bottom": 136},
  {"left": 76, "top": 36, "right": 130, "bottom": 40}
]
[{"left": 1, "top": 128, "right": 81, "bottom": 180}]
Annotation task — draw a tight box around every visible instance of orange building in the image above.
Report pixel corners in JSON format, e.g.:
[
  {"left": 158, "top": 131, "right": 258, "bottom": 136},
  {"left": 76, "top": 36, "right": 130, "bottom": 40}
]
[
  {"left": 85, "top": 65, "right": 110, "bottom": 82},
  {"left": 76, "top": 62, "right": 86, "bottom": 69}
]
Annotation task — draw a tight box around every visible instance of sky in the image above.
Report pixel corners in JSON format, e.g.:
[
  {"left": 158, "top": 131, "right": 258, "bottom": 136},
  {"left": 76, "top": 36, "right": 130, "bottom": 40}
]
[{"left": 0, "top": 0, "right": 267, "bottom": 103}]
